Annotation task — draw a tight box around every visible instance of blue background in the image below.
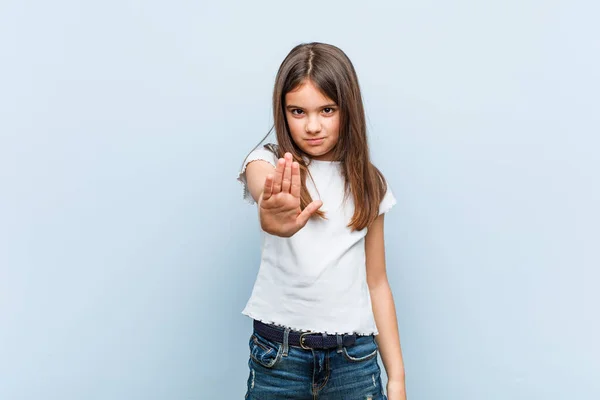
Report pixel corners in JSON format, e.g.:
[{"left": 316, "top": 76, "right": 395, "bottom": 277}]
[{"left": 1, "top": 1, "right": 598, "bottom": 399}]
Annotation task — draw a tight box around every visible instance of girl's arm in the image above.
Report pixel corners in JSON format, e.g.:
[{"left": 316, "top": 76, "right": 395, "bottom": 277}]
[
  {"left": 244, "top": 159, "right": 277, "bottom": 203},
  {"left": 365, "top": 214, "right": 407, "bottom": 400}
]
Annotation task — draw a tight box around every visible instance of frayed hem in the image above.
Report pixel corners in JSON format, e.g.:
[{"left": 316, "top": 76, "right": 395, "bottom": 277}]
[
  {"left": 242, "top": 311, "right": 379, "bottom": 336},
  {"left": 379, "top": 198, "right": 397, "bottom": 215}
]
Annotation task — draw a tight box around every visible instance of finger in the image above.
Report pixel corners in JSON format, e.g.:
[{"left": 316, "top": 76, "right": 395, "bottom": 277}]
[
  {"left": 272, "top": 158, "right": 285, "bottom": 193},
  {"left": 281, "top": 153, "right": 292, "bottom": 193},
  {"left": 296, "top": 200, "right": 323, "bottom": 228},
  {"left": 262, "top": 174, "right": 274, "bottom": 201},
  {"left": 291, "top": 161, "right": 301, "bottom": 198}
]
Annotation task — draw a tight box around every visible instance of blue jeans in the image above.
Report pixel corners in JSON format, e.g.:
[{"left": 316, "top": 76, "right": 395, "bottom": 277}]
[{"left": 245, "top": 329, "right": 388, "bottom": 399}]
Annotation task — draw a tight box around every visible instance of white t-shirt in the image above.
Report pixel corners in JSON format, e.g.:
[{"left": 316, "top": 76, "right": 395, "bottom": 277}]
[{"left": 237, "top": 144, "right": 396, "bottom": 335}]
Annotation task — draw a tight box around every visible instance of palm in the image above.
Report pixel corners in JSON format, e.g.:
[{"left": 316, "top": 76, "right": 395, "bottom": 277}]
[{"left": 259, "top": 152, "right": 322, "bottom": 237}]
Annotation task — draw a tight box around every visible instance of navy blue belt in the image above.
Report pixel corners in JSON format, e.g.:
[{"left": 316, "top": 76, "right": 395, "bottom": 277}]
[{"left": 253, "top": 319, "right": 357, "bottom": 350}]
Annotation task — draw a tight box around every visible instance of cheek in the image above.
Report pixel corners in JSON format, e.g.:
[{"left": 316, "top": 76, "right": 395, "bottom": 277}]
[
  {"left": 287, "top": 118, "right": 304, "bottom": 138},
  {"left": 326, "top": 116, "right": 340, "bottom": 136}
]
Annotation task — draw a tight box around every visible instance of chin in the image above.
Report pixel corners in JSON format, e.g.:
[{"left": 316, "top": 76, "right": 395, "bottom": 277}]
[
  {"left": 302, "top": 147, "right": 322, "bottom": 156},
  {"left": 306, "top": 147, "right": 336, "bottom": 161}
]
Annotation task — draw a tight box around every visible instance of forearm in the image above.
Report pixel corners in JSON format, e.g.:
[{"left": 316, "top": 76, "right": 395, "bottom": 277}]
[{"left": 370, "top": 280, "right": 405, "bottom": 382}]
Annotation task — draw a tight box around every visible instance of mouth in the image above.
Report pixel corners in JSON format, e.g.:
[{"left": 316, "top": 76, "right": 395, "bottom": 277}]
[{"left": 306, "top": 138, "right": 325, "bottom": 145}]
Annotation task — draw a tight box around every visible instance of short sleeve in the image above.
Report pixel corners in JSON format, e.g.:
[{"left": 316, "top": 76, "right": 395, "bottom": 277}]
[
  {"left": 379, "top": 183, "right": 397, "bottom": 215},
  {"left": 237, "top": 145, "right": 278, "bottom": 204}
]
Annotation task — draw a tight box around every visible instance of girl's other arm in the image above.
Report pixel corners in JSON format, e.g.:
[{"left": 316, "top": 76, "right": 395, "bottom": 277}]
[{"left": 366, "top": 214, "right": 407, "bottom": 400}]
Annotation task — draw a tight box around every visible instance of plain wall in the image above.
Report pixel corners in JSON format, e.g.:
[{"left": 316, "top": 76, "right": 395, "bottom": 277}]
[{"left": 1, "top": 1, "right": 598, "bottom": 399}]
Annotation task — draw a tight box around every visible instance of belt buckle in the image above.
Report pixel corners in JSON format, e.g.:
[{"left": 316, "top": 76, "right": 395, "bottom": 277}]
[{"left": 299, "top": 332, "right": 312, "bottom": 350}]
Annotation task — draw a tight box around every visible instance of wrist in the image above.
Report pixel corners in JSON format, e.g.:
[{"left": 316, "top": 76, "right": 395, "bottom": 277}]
[{"left": 259, "top": 217, "right": 291, "bottom": 238}]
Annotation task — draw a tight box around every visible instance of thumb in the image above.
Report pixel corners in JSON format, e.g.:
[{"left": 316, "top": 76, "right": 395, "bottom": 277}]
[{"left": 296, "top": 200, "right": 323, "bottom": 228}]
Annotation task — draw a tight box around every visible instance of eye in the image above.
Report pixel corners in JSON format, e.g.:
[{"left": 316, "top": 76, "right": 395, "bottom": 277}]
[
  {"left": 322, "top": 107, "right": 335, "bottom": 114},
  {"left": 290, "top": 109, "right": 304, "bottom": 115}
]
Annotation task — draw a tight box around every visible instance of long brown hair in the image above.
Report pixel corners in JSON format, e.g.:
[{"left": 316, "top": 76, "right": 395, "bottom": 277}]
[{"left": 255, "top": 42, "right": 387, "bottom": 231}]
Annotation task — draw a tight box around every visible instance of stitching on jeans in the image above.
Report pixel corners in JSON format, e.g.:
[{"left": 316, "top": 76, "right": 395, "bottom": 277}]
[
  {"left": 250, "top": 339, "right": 282, "bottom": 368},
  {"left": 311, "top": 349, "right": 317, "bottom": 399},
  {"left": 314, "top": 351, "right": 330, "bottom": 392},
  {"left": 342, "top": 345, "right": 378, "bottom": 362},
  {"left": 252, "top": 336, "right": 274, "bottom": 355}
]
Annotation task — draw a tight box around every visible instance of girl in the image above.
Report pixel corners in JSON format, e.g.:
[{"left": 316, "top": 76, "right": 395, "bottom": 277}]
[{"left": 237, "top": 42, "right": 407, "bottom": 400}]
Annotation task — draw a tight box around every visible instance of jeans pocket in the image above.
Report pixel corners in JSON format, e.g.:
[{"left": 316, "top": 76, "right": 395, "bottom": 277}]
[
  {"left": 342, "top": 335, "right": 378, "bottom": 362},
  {"left": 249, "top": 332, "right": 282, "bottom": 368}
]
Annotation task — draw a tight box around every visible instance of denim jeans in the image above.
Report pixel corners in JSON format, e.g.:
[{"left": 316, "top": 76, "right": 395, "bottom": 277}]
[{"left": 245, "top": 329, "right": 387, "bottom": 400}]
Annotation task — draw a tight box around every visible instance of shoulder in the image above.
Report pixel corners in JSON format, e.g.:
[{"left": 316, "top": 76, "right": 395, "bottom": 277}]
[
  {"left": 262, "top": 143, "right": 280, "bottom": 157},
  {"left": 243, "top": 143, "right": 280, "bottom": 168}
]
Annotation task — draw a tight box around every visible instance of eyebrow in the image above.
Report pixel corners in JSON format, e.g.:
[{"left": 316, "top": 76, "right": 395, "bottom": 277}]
[{"left": 286, "top": 104, "right": 338, "bottom": 110}]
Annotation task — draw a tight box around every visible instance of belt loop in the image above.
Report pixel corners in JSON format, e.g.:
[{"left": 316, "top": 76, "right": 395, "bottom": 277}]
[
  {"left": 282, "top": 328, "right": 290, "bottom": 357},
  {"left": 336, "top": 334, "right": 343, "bottom": 353}
]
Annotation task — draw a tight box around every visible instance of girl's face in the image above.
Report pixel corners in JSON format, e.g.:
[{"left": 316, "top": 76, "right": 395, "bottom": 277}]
[{"left": 284, "top": 79, "right": 340, "bottom": 161}]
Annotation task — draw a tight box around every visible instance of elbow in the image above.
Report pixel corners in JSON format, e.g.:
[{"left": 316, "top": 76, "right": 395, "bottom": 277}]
[{"left": 367, "top": 276, "right": 390, "bottom": 292}]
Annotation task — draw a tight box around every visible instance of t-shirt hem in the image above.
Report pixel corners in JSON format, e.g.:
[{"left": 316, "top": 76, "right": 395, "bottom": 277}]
[{"left": 241, "top": 309, "right": 379, "bottom": 336}]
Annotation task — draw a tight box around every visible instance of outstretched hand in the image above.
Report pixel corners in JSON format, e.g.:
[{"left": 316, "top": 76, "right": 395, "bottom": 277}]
[{"left": 259, "top": 152, "right": 323, "bottom": 237}]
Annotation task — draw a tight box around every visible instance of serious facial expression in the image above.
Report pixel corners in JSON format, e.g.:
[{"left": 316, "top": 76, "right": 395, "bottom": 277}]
[{"left": 284, "top": 79, "right": 340, "bottom": 161}]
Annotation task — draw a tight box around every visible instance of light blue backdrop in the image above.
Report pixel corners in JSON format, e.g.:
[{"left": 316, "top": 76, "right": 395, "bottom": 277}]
[{"left": 1, "top": 1, "right": 598, "bottom": 399}]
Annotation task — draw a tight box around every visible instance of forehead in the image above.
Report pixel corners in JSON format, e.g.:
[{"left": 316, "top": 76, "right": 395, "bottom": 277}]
[{"left": 285, "top": 79, "right": 335, "bottom": 107}]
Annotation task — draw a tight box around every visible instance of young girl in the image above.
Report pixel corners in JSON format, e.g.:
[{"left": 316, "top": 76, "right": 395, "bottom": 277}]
[{"left": 237, "top": 42, "right": 407, "bottom": 400}]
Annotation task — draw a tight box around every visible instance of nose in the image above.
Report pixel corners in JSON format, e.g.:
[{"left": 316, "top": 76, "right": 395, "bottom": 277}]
[{"left": 305, "top": 116, "right": 322, "bottom": 134}]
